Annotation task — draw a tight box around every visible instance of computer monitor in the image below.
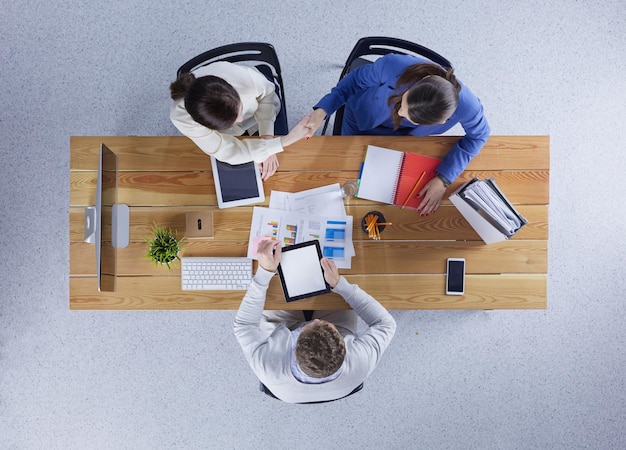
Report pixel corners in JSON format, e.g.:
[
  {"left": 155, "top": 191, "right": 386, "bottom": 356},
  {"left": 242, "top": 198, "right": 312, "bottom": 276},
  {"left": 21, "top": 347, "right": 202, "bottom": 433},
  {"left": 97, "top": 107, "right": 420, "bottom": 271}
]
[{"left": 84, "top": 143, "right": 130, "bottom": 292}]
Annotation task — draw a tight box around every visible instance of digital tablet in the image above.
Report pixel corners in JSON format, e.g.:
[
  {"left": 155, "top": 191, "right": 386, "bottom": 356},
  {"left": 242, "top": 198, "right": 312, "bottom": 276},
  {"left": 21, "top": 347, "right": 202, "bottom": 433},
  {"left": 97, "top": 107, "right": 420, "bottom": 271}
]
[
  {"left": 210, "top": 156, "right": 265, "bottom": 209},
  {"left": 277, "top": 240, "right": 331, "bottom": 302}
]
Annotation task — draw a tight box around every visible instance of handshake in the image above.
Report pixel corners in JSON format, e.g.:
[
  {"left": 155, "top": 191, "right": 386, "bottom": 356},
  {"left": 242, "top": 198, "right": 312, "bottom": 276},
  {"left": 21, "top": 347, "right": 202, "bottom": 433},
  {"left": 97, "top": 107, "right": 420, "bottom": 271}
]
[
  {"left": 285, "top": 108, "right": 328, "bottom": 143},
  {"left": 260, "top": 108, "right": 327, "bottom": 180}
]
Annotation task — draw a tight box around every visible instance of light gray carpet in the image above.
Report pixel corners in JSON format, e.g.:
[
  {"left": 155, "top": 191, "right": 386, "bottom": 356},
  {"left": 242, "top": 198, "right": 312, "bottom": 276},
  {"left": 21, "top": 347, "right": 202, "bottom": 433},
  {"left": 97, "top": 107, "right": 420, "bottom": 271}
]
[{"left": 1, "top": 1, "right": 625, "bottom": 448}]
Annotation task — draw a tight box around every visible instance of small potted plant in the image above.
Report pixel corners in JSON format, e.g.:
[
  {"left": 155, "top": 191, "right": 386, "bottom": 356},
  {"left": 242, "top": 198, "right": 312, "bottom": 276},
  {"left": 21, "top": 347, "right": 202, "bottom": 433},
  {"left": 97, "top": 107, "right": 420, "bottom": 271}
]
[{"left": 145, "top": 223, "right": 184, "bottom": 270}]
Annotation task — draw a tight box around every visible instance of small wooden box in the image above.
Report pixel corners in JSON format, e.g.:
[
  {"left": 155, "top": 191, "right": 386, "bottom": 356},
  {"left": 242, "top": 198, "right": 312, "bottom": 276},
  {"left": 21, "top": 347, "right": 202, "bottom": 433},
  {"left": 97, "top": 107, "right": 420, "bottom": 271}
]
[{"left": 185, "top": 211, "right": 214, "bottom": 239}]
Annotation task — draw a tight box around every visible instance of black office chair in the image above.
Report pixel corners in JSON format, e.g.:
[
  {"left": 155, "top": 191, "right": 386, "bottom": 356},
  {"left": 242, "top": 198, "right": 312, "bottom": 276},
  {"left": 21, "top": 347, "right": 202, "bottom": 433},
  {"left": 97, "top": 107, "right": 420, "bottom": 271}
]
[
  {"left": 177, "top": 42, "right": 288, "bottom": 134},
  {"left": 321, "top": 36, "right": 453, "bottom": 135}
]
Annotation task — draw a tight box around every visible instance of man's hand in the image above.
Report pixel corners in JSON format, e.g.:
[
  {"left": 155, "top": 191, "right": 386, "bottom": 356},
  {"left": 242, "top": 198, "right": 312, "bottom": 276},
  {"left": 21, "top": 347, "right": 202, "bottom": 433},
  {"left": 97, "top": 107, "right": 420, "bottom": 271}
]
[
  {"left": 321, "top": 257, "right": 340, "bottom": 288},
  {"left": 417, "top": 176, "right": 447, "bottom": 216},
  {"left": 257, "top": 239, "right": 281, "bottom": 272}
]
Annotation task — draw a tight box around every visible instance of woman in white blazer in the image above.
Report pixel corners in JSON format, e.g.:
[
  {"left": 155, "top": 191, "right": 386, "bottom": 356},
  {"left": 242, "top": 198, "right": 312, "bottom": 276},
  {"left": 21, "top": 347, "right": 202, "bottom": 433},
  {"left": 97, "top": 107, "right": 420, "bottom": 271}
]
[{"left": 170, "top": 61, "right": 310, "bottom": 180}]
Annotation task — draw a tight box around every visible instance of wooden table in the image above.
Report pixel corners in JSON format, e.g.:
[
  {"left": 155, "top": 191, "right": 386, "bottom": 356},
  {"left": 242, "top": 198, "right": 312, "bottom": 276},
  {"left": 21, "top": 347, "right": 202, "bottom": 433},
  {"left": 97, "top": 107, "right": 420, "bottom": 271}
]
[{"left": 69, "top": 135, "right": 549, "bottom": 310}]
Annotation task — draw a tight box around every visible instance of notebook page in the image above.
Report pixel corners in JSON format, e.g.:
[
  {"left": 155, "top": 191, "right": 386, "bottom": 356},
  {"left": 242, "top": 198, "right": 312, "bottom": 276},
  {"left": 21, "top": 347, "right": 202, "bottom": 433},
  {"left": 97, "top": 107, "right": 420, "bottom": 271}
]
[{"left": 357, "top": 145, "right": 404, "bottom": 204}]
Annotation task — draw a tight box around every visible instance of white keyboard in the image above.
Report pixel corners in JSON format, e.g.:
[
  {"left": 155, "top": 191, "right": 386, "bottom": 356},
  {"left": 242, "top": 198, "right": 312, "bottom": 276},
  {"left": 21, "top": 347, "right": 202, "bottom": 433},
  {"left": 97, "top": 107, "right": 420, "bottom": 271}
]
[{"left": 181, "top": 257, "right": 253, "bottom": 291}]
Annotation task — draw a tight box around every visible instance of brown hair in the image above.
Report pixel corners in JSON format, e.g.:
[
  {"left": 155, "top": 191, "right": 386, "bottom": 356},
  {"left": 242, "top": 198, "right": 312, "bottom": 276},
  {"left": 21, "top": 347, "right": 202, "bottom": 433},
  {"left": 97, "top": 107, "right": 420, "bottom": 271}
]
[
  {"left": 169, "top": 73, "right": 240, "bottom": 131},
  {"left": 388, "top": 63, "right": 461, "bottom": 128},
  {"left": 295, "top": 320, "right": 346, "bottom": 378}
]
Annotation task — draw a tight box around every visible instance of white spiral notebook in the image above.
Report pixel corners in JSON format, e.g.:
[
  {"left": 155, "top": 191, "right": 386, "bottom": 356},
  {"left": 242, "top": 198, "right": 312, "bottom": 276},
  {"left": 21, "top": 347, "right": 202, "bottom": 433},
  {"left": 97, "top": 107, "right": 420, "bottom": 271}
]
[{"left": 357, "top": 145, "right": 441, "bottom": 209}]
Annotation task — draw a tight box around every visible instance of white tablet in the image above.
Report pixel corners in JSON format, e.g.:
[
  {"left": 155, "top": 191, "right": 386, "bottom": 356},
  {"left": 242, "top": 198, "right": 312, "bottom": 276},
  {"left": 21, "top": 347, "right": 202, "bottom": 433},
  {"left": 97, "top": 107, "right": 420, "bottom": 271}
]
[
  {"left": 277, "top": 240, "right": 331, "bottom": 302},
  {"left": 210, "top": 156, "right": 265, "bottom": 209}
]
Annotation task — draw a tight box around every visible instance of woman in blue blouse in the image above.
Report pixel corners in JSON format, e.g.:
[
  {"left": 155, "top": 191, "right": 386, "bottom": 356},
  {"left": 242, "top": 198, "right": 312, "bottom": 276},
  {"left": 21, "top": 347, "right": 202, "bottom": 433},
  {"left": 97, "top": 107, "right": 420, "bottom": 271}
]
[{"left": 305, "top": 53, "right": 490, "bottom": 215}]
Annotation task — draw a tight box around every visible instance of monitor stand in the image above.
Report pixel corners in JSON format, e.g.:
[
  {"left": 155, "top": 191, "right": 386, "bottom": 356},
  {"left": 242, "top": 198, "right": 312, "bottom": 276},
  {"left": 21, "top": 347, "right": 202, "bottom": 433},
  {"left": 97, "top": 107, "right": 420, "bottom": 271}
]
[
  {"left": 84, "top": 206, "right": 96, "bottom": 243},
  {"left": 111, "top": 204, "right": 130, "bottom": 248},
  {"left": 83, "top": 204, "right": 130, "bottom": 248}
]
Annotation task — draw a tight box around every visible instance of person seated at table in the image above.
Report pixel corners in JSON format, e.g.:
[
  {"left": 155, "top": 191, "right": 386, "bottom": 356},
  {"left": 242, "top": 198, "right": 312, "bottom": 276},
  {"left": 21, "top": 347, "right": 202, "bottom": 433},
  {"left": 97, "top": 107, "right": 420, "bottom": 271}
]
[
  {"left": 233, "top": 240, "right": 396, "bottom": 404},
  {"left": 304, "top": 53, "right": 490, "bottom": 215},
  {"left": 170, "top": 61, "right": 311, "bottom": 180}
]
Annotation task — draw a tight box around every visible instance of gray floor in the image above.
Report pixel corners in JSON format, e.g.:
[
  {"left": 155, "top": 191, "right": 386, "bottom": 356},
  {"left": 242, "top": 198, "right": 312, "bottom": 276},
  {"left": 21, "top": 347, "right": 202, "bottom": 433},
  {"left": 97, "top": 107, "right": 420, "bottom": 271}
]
[{"left": 1, "top": 1, "right": 625, "bottom": 449}]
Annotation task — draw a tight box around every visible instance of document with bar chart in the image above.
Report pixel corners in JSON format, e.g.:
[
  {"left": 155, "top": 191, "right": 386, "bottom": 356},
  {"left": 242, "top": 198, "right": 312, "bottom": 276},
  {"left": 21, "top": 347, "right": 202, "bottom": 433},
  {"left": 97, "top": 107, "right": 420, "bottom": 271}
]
[{"left": 247, "top": 207, "right": 354, "bottom": 269}]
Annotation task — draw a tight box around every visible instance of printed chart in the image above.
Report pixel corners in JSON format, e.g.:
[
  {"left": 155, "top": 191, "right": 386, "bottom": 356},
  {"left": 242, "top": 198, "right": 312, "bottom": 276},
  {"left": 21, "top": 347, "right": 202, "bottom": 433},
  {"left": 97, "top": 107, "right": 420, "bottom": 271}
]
[{"left": 248, "top": 207, "right": 354, "bottom": 269}]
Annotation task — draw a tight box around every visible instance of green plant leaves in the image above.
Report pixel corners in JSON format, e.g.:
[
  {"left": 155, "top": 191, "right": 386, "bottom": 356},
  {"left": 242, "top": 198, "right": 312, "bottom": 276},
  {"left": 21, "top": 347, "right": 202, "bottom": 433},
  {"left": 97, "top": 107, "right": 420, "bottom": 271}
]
[{"left": 145, "top": 223, "right": 185, "bottom": 270}]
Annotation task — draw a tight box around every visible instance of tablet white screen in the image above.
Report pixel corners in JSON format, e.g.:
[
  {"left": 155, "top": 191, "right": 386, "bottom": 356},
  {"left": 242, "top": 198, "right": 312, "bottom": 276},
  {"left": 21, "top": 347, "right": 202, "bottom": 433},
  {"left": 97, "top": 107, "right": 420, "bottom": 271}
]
[{"left": 280, "top": 244, "right": 326, "bottom": 298}]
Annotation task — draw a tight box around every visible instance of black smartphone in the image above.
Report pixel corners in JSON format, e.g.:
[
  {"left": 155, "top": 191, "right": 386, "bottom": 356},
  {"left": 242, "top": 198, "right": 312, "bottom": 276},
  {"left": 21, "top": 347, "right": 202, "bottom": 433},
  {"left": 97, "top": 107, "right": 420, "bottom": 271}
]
[{"left": 446, "top": 258, "right": 465, "bottom": 295}]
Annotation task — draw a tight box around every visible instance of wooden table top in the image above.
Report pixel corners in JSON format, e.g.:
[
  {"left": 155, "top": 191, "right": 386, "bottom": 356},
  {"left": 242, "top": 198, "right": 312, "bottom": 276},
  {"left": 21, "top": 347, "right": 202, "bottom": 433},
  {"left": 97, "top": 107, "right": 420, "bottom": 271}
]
[{"left": 69, "top": 135, "right": 549, "bottom": 310}]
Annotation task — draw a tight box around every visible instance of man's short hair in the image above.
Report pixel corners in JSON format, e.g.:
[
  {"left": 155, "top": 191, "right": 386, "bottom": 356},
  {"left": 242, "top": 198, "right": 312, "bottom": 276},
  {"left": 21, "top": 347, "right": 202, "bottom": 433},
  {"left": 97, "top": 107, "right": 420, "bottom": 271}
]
[{"left": 295, "top": 320, "right": 346, "bottom": 378}]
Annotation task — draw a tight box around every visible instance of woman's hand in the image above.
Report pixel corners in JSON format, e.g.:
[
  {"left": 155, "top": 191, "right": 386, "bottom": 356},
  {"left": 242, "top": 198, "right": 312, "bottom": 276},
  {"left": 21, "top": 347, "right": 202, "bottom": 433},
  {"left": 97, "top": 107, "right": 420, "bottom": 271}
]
[
  {"left": 304, "top": 108, "right": 327, "bottom": 138},
  {"left": 280, "top": 113, "right": 313, "bottom": 147},
  {"left": 417, "top": 177, "right": 447, "bottom": 216},
  {"left": 259, "top": 153, "right": 279, "bottom": 180},
  {"left": 320, "top": 257, "right": 340, "bottom": 288}
]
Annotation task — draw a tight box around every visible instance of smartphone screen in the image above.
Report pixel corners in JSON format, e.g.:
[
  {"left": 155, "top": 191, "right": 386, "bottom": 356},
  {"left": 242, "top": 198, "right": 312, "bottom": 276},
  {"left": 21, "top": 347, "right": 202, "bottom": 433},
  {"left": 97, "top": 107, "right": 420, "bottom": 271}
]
[{"left": 446, "top": 258, "right": 465, "bottom": 295}]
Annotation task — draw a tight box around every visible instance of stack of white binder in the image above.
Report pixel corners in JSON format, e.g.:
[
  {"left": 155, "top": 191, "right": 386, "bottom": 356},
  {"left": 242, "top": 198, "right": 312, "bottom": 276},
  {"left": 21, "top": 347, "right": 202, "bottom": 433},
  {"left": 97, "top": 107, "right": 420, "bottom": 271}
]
[{"left": 450, "top": 177, "right": 528, "bottom": 244}]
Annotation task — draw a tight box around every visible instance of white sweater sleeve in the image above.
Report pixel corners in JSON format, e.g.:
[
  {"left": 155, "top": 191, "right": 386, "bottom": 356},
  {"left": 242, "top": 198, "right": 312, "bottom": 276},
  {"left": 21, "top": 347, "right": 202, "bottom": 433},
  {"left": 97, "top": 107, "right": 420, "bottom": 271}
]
[
  {"left": 332, "top": 277, "right": 397, "bottom": 377},
  {"left": 233, "top": 268, "right": 275, "bottom": 362}
]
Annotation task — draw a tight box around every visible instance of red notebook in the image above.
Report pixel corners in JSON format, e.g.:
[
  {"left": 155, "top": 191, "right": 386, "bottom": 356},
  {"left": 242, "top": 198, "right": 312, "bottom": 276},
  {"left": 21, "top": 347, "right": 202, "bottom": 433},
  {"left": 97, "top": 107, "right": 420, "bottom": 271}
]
[{"left": 357, "top": 145, "right": 441, "bottom": 209}]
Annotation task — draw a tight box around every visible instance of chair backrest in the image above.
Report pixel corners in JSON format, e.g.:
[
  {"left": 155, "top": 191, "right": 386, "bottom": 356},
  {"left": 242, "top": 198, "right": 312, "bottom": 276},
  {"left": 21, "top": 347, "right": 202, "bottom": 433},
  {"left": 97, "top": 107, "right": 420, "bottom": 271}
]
[
  {"left": 322, "top": 36, "right": 452, "bottom": 135},
  {"left": 177, "top": 42, "right": 288, "bottom": 132},
  {"left": 260, "top": 382, "right": 364, "bottom": 403}
]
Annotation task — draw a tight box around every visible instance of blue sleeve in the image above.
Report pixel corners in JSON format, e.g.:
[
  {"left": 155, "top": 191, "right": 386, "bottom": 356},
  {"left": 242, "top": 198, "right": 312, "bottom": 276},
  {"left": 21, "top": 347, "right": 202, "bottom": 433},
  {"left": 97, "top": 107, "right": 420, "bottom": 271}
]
[
  {"left": 314, "top": 55, "right": 395, "bottom": 115},
  {"left": 433, "top": 86, "right": 490, "bottom": 182}
]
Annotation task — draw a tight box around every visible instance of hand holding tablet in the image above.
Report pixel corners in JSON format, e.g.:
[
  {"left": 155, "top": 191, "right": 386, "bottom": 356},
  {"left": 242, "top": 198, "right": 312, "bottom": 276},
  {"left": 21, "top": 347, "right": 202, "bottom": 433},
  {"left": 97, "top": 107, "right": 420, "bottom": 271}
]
[
  {"left": 257, "top": 240, "right": 282, "bottom": 272},
  {"left": 320, "top": 257, "right": 339, "bottom": 288}
]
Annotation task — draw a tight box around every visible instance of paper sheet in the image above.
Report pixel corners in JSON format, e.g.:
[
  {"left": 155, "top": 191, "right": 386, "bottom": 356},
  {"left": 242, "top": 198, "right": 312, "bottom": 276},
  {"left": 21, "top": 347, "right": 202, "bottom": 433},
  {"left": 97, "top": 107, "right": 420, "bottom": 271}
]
[
  {"left": 247, "top": 206, "right": 354, "bottom": 269},
  {"left": 269, "top": 183, "right": 346, "bottom": 217}
]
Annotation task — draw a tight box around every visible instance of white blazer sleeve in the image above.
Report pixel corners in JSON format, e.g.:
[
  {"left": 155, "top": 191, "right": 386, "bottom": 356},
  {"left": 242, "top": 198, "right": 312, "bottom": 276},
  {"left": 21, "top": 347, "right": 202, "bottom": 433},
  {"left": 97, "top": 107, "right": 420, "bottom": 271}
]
[{"left": 170, "top": 100, "right": 283, "bottom": 164}]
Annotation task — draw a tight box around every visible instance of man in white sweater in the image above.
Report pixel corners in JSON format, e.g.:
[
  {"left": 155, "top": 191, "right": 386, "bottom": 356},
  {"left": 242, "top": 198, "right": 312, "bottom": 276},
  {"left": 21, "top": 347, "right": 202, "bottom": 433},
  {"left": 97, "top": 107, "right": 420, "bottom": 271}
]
[{"left": 234, "top": 240, "right": 397, "bottom": 404}]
